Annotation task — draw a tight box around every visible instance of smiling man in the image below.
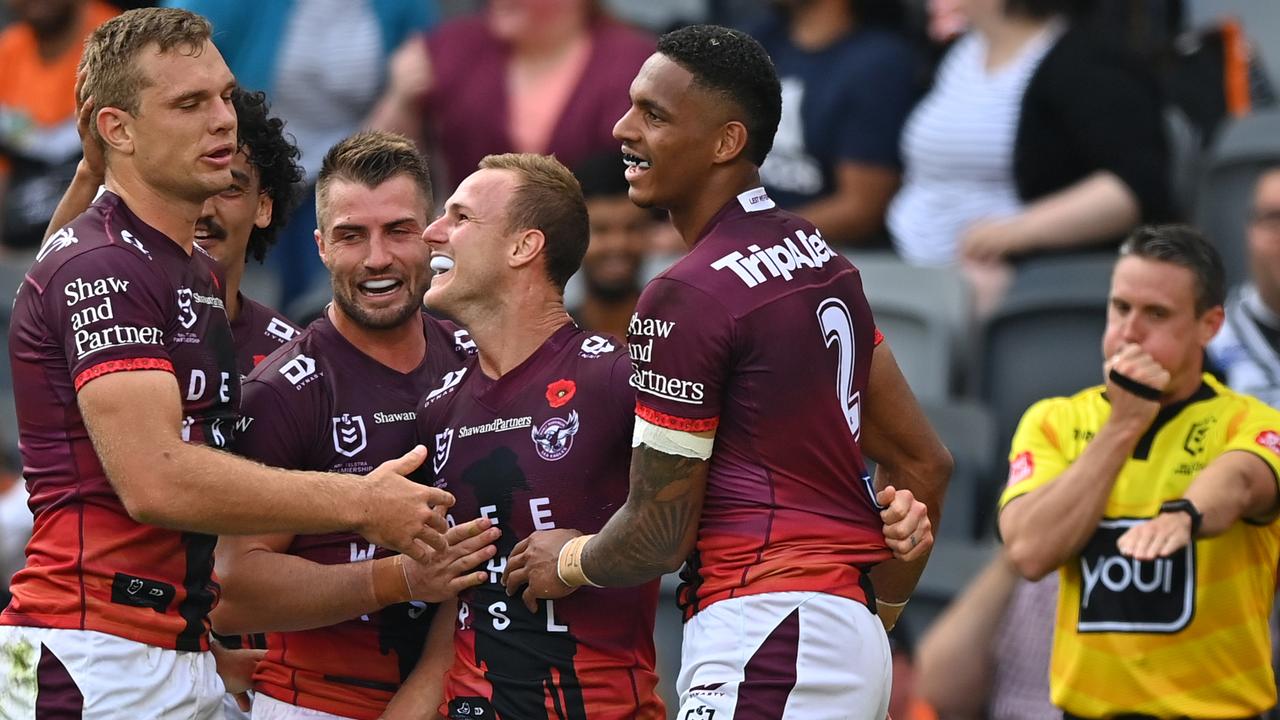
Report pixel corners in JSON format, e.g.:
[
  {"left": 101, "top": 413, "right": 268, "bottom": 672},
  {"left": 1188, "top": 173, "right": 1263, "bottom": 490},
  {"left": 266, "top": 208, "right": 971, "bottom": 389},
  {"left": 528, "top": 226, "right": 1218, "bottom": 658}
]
[
  {"left": 0, "top": 11, "right": 456, "bottom": 717},
  {"left": 211, "top": 131, "right": 498, "bottom": 720},
  {"left": 384, "top": 153, "right": 664, "bottom": 720},
  {"left": 505, "top": 25, "right": 951, "bottom": 720}
]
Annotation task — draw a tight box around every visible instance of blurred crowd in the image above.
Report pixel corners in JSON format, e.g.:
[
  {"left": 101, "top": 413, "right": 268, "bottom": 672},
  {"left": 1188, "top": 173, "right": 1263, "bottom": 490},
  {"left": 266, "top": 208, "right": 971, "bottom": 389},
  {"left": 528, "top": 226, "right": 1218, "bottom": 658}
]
[{"left": 2, "top": 0, "right": 1280, "bottom": 718}]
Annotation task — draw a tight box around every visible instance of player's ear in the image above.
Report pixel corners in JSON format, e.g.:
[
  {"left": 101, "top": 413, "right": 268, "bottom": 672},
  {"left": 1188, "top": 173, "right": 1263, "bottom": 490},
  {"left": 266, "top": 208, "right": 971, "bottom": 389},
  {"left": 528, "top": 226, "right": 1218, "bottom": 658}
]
[
  {"left": 98, "top": 106, "right": 134, "bottom": 156},
  {"left": 1197, "top": 304, "right": 1225, "bottom": 346},
  {"left": 712, "top": 120, "right": 749, "bottom": 165},
  {"left": 509, "top": 228, "right": 545, "bottom": 271},
  {"left": 254, "top": 192, "right": 273, "bottom": 230},
  {"left": 314, "top": 228, "right": 329, "bottom": 266}
]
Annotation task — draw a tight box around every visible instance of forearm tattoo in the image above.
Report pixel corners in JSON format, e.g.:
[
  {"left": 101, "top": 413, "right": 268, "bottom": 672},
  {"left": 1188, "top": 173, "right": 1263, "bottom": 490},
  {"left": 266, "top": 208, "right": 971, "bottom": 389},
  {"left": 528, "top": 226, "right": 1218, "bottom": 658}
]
[{"left": 581, "top": 446, "right": 707, "bottom": 587}]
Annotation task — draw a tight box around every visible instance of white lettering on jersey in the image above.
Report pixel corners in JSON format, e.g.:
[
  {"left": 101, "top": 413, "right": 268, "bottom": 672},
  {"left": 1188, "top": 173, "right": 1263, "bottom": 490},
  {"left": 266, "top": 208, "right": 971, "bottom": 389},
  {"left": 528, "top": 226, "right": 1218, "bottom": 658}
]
[
  {"left": 279, "top": 354, "right": 318, "bottom": 386},
  {"left": 579, "top": 335, "right": 615, "bottom": 357},
  {"left": 529, "top": 497, "right": 555, "bottom": 530},
  {"left": 266, "top": 317, "right": 297, "bottom": 343},
  {"left": 118, "top": 230, "right": 152, "bottom": 259},
  {"left": 374, "top": 411, "right": 417, "bottom": 424},
  {"left": 73, "top": 325, "right": 163, "bottom": 359},
  {"left": 630, "top": 368, "right": 705, "bottom": 405},
  {"left": 457, "top": 416, "right": 532, "bottom": 437},
  {"left": 423, "top": 367, "right": 468, "bottom": 406},
  {"left": 234, "top": 416, "right": 254, "bottom": 433},
  {"left": 454, "top": 329, "right": 477, "bottom": 354},
  {"left": 711, "top": 229, "right": 835, "bottom": 288},
  {"left": 350, "top": 542, "right": 378, "bottom": 563},
  {"left": 628, "top": 314, "right": 676, "bottom": 338},
  {"left": 65, "top": 276, "right": 129, "bottom": 306}
]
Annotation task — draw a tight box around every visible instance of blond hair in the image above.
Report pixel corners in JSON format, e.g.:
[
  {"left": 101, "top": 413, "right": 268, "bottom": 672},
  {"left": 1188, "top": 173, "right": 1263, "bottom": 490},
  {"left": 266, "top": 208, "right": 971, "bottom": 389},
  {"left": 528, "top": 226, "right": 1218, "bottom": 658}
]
[
  {"left": 78, "top": 8, "right": 213, "bottom": 142},
  {"left": 479, "top": 153, "right": 589, "bottom": 289}
]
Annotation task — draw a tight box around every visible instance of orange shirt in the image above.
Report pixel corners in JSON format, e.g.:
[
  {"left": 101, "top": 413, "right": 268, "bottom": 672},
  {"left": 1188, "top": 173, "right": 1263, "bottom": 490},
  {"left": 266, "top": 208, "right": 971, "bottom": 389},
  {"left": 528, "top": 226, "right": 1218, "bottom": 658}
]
[{"left": 0, "top": 0, "right": 118, "bottom": 174}]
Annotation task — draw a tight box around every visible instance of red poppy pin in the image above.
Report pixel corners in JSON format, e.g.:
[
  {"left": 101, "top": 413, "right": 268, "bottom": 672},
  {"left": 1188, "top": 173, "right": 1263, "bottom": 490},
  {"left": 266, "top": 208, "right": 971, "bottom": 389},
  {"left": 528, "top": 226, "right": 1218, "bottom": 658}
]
[{"left": 546, "top": 379, "right": 576, "bottom": 408}]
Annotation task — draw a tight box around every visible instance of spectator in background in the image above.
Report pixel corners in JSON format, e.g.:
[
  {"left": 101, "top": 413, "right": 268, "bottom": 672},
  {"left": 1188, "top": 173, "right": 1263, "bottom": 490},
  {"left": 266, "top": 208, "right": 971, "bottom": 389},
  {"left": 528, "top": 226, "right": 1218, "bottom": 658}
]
[
  {"left": 917, "top": 551, "right": 1061, "bottom": 720},
  {"left": 1208, "top": 166, "right": 1280, "bottom": 409},
  {"left": 888, "top": 0, "right": 1171, "bottom": 314},
  {"left": 165, "top": 0, "right": 438, "bottom": 311},
  {"left": 754, "top": 0, "right": 920, "bottom": 247},
  {"left": 0, "top": 0, "right": 117, "bottom": 252},
  {"left": 570, "top": 152, "right": 665, "bottom": 339},
  {"left": 370, "top": 0, "right": 652, "bottom": 195}
]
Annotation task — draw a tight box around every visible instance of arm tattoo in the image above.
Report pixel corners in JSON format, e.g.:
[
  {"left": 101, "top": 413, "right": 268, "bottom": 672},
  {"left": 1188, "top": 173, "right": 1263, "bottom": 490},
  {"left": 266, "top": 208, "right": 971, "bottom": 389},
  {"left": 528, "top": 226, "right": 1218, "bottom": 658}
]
[{"left": 581, "top": 445, "right": 709, "bottom": 587}]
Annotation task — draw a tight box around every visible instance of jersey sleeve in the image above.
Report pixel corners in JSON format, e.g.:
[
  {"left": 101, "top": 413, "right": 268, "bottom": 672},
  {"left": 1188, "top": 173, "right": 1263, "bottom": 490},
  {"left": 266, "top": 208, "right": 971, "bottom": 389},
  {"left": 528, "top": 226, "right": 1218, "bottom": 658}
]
[
  {"left": 607, "top": 350, "right": 638, "bottom": 440},
  {"left": 234, "top": 377, "right": 309, "bottom": 469},
  {"left": 629, "top": 277, "right": 734, "bottom": 432},
  {"left": 1223, "top": 398, "right": 1280, "bottom": 488},
  {"left": 46, "top": 246, "right": 173, "bottom": 391},
  {"left": 998, "top": 397, "right": 1074, "bottom": 510}
]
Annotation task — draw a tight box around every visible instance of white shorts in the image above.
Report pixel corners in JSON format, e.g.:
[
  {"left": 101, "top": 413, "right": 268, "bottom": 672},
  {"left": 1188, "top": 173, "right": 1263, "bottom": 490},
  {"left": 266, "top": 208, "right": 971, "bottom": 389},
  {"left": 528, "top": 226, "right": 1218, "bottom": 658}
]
[
  {"left": 250, "top": 695, "right": 353, "bottom": 720},
  {"left": 0, "top": 625, "right": 224, "bottom": 719},
  {"left": 676, "top": 592, "right": 891, "bottom": 720}
]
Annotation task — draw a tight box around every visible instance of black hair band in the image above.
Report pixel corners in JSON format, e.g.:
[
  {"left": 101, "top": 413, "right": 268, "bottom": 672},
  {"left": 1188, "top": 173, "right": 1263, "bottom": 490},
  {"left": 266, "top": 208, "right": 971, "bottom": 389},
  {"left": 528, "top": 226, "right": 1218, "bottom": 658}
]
[{"left": 1108, "top": 368, "right": 1162, "bottom": 402}]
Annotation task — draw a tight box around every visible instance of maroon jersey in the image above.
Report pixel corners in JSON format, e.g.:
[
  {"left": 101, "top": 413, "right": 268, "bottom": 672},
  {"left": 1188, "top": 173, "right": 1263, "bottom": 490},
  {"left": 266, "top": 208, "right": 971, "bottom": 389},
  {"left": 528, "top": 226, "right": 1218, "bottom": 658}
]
[
  {"left": 235, "top": 311, "right": 470, "bottom": 720},
  {"left": 416, "top": 323, "right": 663, "bottom": 720},
  {"left": 629, "top": 188, "right": 890, "bottom": 619},
  {"left": 230, "top": 292, "right": 299, "bottom": 377},
  {"left": 3, "top": 190, "right": 238, "bottom": 651}
]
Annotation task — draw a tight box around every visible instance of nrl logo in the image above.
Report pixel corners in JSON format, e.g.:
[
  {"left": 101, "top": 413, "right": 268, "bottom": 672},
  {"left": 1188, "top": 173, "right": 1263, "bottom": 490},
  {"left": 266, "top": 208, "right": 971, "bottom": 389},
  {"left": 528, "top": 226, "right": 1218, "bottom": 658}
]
[
  {"left": 434, "top": 428, "right": 454, "bottom": 474},
  {"left": 531, "top": 411, "right": 580, "bottom": 462},
  {"left": 176, "top": 288, "right": 197, "bottom": 329},
  {"left": 332, "top": 414, "right": 367, "bottom": 457}
]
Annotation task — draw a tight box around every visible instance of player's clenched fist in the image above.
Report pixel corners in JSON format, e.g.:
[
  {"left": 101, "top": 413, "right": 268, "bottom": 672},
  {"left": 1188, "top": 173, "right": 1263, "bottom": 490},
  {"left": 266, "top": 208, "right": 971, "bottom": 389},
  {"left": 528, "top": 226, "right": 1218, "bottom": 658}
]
[
  {"left": 877, "top": 485, "right": 931, "bottom": 562},
  {"left": 354, "top": 445, "right": 455, "bottom": 561}
]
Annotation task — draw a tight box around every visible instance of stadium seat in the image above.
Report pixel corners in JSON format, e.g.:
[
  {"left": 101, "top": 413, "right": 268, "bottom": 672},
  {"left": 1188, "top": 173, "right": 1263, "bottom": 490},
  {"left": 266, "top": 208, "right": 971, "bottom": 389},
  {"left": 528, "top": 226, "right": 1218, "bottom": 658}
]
[
  {"left": 978, "top": 253, "right": 1113, "bottom": 470},
  {"left": 901, "top": 538, "right": 999, "bottom": 647},
  {"left": 922, "top": 399, "right": 999, "bottom": 540},
  {"left": 846, "top": 252, "right": 972, "bottom": 402},
  {"left": 1193, "top": 107, "right": 1280, "bottom": 287},
  {"left": 653, "top": 572, "right": 684, "bottom": 712}
]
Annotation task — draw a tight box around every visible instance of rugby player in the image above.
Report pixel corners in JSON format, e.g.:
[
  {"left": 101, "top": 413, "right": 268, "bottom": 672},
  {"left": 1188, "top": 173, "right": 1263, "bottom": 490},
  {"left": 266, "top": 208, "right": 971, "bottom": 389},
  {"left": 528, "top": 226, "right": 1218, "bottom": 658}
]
[
  {"left": 210, "top": 131, "right": 498, "bottom": 720},
  {"left": 389, "top": 153, "right": 665, "bottom": 719},
  {"left": 505, "top": 25, "right": 952, "bottom": 720},
  {"left": 45, "top": 86, "right": 305, "bottom": 376},
  {"left": 0, "top": 10, "right": 451, "bottom": 716}
]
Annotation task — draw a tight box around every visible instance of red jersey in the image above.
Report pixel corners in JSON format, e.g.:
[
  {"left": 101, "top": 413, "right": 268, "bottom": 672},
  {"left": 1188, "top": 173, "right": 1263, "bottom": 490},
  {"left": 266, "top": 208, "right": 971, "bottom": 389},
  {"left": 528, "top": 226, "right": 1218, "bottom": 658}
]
[
  {"left": 235, "top": 312, "right": 471, "bottom": 719},
  {"left": 3, "top": 190, "right": 239, "bottom": 650},
  {"left": 629, "top": 188, "right": 890, "bottom": 619},
  {"left": 416, "top": 324, "right": 664, "bottom": 720}
]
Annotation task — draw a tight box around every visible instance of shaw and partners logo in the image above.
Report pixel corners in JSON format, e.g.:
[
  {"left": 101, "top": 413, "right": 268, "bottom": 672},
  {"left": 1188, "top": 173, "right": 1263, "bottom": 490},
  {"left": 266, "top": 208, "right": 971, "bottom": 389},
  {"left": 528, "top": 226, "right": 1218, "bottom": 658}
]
[{"left": 710, "top": 229, "right": 836, "bottom": 288}]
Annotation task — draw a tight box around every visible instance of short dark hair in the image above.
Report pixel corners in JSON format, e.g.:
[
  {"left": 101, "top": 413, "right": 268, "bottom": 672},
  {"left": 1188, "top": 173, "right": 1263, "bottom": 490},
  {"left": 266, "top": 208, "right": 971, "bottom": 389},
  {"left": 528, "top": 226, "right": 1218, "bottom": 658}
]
[
  {"left": 479, "top": 153, "right": 589, "bottom": 291},
  {"left": 1119, "top": 224, "right": 1225, "bottom": 314},
  {"left": 234, "top": 89, "right": 303, "bottom": 263},
  {"left": 656, "top": 25, "right": 782, "bottom": 167},
  {"left": 316, "top": 131, "right": 432, "bottom": 230}
]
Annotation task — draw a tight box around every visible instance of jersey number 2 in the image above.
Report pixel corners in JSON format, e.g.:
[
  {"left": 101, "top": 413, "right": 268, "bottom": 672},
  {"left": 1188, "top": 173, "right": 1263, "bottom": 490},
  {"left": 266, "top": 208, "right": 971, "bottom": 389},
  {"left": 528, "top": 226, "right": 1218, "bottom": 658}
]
[{"left": 817, "top": 297, "right": 862, "bottom": 441}]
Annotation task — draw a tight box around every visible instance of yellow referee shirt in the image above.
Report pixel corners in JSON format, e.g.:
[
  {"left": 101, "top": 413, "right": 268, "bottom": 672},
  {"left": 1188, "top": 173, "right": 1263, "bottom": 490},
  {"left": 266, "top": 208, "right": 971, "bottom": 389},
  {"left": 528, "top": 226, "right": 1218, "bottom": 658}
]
[{"left": 999, "top": 374, "right": 1280, "bottom": 718}]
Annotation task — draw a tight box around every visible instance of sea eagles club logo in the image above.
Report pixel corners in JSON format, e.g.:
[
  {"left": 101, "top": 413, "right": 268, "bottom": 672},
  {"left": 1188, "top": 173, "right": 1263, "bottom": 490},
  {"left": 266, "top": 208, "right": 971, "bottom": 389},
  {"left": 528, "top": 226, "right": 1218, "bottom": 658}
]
[
  {"left": 332, "top": 414, "right": 367, "bottom": 457},
  {"left": 434, "top": 428, "right": 454, "bottom": 474},
  {"left": 531, "top": 411, "right": 580, "bottom": 462}
]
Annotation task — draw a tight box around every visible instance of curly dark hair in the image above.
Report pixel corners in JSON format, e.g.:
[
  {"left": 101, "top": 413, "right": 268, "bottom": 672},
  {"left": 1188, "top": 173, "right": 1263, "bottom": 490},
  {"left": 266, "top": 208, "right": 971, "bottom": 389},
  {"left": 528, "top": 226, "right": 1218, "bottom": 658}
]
[
  {"left": 656, "top": 25, "right": 782, "bottom": 167},
  {"left": 233, "top": 88, "right": 303, "bottom": 263}
]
